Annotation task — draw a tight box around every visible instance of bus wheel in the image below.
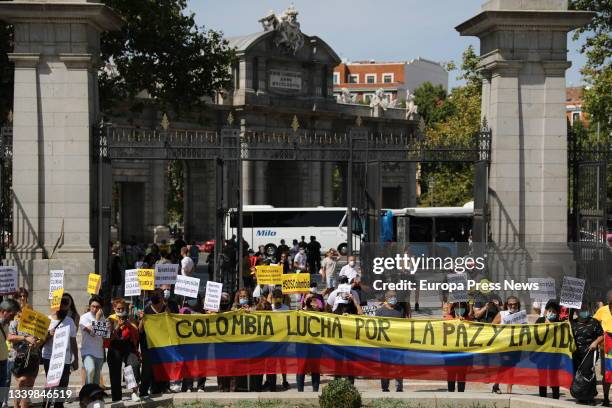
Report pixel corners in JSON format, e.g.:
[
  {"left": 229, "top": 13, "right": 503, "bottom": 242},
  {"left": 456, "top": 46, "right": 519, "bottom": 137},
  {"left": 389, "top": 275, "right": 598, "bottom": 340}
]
[
  {"left": 338, "top": 243, "right": 348, "bottom": 256},
  {"left": 265, "top": 243, "right": 277, "bottom": 257}
]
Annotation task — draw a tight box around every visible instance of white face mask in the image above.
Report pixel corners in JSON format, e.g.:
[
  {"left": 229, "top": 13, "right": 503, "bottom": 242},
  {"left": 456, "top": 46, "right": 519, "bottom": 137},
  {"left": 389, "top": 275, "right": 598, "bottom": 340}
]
[
  {"left": 348, "top": 261, "right": 355, "bottom": 267},
  {"left": 86, "top": 400, "right": 104, "bottom": 408}
]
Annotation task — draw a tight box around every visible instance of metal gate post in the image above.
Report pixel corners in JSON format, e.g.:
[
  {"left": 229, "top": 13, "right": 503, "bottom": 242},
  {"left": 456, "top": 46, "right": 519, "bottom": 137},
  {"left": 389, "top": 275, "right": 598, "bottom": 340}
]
[
  {"left": 347, "top": 135, "right": 353, "bottom": 256},
  {"left": 97, "top": 122, "right": 112, "bottom": 303},
  {"left": 472, "top": 160, "right": 488, "bottom": 244},
  {"left": 214, "top": 157, "right": 224, "bottom": 283},
  {"left": 237, "top": 120, "right": 245, "bottom": 289}
]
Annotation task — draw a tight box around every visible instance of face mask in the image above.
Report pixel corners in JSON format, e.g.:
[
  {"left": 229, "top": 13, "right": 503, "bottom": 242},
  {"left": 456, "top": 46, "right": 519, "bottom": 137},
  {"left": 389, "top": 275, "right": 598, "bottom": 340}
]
[
  {"left": 299, "top": 249, "right": 305, "bottom": 254},
  {"left": 387, "top": 297, "right": 397, "bottom": 305},
  {"left": 546, "top": 313, "right": 557, "bottom": 321},
  {"left": 150, "top": 295, "right": 161, "bottom": 305},
  {"left": 310, "top": 287, "right": 317, "bottom": 293},
  {"left": 348, "top": 261, "right": 355, "bottom": 267},
  {"left": 116, "top": 311, "right": 128, "bottom": 318},
  {"left": 86, "top": 400, "right": 104, "bottom": 408},
  {"left": 456, "top": 308, "right": 465, "bottom": 316},
  {"left": 579, "top": 311, "right": 590, "bottom": 319},
  {"left": 163, "top": 289, "right": 171, "bottom": 299},
  {"left": 239, "top": 298, "right": 248, "bottom": 306}
]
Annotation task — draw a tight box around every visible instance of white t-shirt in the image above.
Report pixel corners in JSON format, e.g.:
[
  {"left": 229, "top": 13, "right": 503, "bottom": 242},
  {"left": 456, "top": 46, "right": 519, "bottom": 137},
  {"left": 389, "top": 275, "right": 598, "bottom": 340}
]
[
  {"left": 327, "top": 287, "right": 360, "bottom": 312},
  {"left": 42, "top": 316, "right": 77, "bottom": 364},
  {"left": 339, "top": 264, "right": 359, "bottom": 283},
  {"left": 293, "top": 252, "right": 307, "bottom": 269},
  {"left": 181, "top": 256, "right": 195, "bottom": 276},
  {"left": 79, "top": 312, "right": 105, "bottom": 359}
]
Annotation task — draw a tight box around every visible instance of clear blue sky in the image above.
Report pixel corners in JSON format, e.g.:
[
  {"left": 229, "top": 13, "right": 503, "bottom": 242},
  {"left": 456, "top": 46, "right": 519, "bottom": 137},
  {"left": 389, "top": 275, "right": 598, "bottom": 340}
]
[{"left": 189, "top": 0, "right": 587, "bottom": 90}]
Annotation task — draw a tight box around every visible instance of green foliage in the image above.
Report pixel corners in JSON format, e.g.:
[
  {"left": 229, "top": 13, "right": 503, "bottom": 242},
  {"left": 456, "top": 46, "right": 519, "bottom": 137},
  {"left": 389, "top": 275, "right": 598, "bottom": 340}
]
[
  {"left": 319, "top": 378, "right": 362, "bottom": 408},
  {"left": 167, "top": 160, "right": 184, "bottom": 224},
  {"left": 569, "top": 0, "right": 612, "bottom": 135},
  {"left": 100, "top": 0, "right": 234, "bottom": 115},
  {"left": 412, "top": 82, "right": 452, "bottom": 126}
]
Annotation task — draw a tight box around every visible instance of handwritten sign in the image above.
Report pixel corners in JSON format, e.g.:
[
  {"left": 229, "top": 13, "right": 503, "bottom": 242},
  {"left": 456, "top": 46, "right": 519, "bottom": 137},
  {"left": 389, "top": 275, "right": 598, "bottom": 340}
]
[
  {"left": 18, "top": 308, "right": 51, "bottom": 339},
  {"left": 174, "top": 275, "right": 200, "bottom": 298},
  {"left": 137, "top": 269, "right": 155, "bottom": 291},
  {"left": 204, "top": 281, "right": 223, "bottom": 312},
  {"left": 528, "top": 278, "right": 556, "bottom": 301},
  {"left": 46, "top": 325, "right": 70, "bottom": 387},
  {"left": 124, "top": 269, "right": 141, "bottom": 297},
  {"left": 92, "top": 320, "right": 111, "bottom": 338},
  {"left": 447, "top": 273, "right": 469, "bottom": 303},
  {"left": 501, "top": 310, "right": 528, "bottom": 325},
  {"left": 87, "top": 273, "right": 101, "bottom": 295},
  {"left": 124, "top": 366, "right": 138, "bottom": 390},
  {"left": 281, "top": 273, "right": 310, "bottom": 294},
  {"left": 361, "top": 305, "right": 379, "bottom": 316},
  {"left": 48, "top": 270, "right": 64, "bottom": 299},
  {"left": 560, "top": 276, "right": 586, "bottom": 309},
  {"left": 255, "top": 265, "right": 283, "bottom": 285},
  {"left": 50, "top": 288, "right": 64, "bottom": 311},
  {"left": 0, "top": 266, "right": 18, "bottom": 295},
  {"left": 155, "top": 264, "right": 179, "bottom": 287}
]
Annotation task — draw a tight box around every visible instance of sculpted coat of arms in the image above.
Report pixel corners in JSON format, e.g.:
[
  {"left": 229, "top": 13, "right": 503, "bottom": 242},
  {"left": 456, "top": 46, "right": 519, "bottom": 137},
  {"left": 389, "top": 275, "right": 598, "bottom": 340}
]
[{"left": 258, "top": 5, "right": 305, "bottom": 55}]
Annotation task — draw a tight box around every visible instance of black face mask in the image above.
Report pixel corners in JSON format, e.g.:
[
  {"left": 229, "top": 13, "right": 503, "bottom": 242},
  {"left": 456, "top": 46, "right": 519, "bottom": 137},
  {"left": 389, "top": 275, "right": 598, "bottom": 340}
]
[
  {"left": 150, "top": 295, "right": 162, "bottom": 305},
  {"left": 56, "top": 309, "right": 68, "bottom": 319}
]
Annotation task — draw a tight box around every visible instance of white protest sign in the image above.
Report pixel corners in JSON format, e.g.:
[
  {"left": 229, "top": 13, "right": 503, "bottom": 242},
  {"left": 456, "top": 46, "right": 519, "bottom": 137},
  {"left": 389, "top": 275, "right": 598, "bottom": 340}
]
[
  {"left": 48, "top": 270, "right": 64, "bottom": 299},
  {"left": 337, "top": 283, "right": 352, "bottom": 295},
  {"left": 124, "top": 365, "right": 138, "bottom": 390},
  {"left": 155, "top": 264, "right": 179, "bottom": 287},
  {"left": 92, "top": 320, "right": 111, "bottom": 338},
  {"left": 501, "top": 310, "right": 528, "bottom": 325},
  {"left": 124, "top": 269, "right": 141, "bottom": 297},
  {"left": 0, "top": 266, "right": 18, "bottom": 295},
  {"left": 528, "top": 278, "right": 556, "bottom": 301},
  {"left": 204, "top": 281, "right": 223, "bottom": 312},
  {"left": 174, "top": 275, "right": 200, "bottom": 298},
  {"left": 560, "top": 276, "right": 586, "bottom": 309},
  {"left": 45, "top": 325, "right": 70, "bottom": 387},
  {"left": 361, "top": 305, "right": 379, "bottom": 316},
  {"left": 447, "top": 273, "right": 469, "bottom": 303}
]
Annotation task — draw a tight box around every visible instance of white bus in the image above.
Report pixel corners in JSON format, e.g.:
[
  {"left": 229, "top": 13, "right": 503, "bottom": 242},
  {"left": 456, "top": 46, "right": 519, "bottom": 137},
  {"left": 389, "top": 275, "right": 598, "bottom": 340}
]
[{"left": 227, "top": 206, "right": 360, "bottom": 256}]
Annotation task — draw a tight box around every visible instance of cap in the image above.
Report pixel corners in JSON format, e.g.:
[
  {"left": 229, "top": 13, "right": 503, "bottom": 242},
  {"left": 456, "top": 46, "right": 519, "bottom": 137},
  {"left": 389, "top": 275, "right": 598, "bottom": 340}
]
[{"left": 78, "top": 384, "right": 107, "bottom": 402}]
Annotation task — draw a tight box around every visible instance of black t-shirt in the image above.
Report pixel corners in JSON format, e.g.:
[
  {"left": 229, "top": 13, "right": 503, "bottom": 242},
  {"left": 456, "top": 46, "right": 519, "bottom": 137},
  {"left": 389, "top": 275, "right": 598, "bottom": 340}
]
[
  {"left": 571, "top": 317, "right": 603, "bottom": 354},
  {"left": 307, "top": 241, "right": 321, "bottom": 256}
]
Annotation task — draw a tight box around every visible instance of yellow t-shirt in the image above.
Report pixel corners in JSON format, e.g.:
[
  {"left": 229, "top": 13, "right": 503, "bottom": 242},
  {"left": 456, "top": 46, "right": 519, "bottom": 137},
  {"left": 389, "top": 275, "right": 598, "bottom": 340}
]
[{"left": 594, "top": 305, "right": 612, "bottom": 332}]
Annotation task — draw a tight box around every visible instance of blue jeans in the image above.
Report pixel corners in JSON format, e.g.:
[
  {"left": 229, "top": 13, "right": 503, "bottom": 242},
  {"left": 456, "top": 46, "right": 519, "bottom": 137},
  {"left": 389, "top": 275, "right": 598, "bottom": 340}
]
[{"left": 82, "top": 355, "right": 104, "bottom": 385}]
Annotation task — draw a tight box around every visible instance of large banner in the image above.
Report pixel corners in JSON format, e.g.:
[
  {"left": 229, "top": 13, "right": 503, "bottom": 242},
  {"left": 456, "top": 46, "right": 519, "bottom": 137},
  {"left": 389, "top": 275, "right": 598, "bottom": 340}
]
[
  {"left": 144, "top": 311, "right": 574, "bottom": 387},
  {"left": 605, "top": 332, "right": 612, "bottom": 384}
]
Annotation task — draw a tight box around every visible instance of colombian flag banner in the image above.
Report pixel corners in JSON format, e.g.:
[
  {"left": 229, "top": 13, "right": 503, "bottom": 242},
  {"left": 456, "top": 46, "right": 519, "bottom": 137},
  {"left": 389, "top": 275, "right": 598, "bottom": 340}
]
[
  {"left": 144, "top": 311, "right": 574, "bottom": 387},
  {"left": 605, "top": 332, "right": 612, "bottom": 384}
]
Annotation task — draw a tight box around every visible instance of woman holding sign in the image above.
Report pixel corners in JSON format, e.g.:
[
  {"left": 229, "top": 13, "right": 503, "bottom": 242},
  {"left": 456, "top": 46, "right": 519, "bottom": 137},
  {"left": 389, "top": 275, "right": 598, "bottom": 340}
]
[
  {"left": 79, "top": 296, "right": 105, "bottom": 386},
  {"left": 535, "top": 300, "right": 562, "bottom": 400}
]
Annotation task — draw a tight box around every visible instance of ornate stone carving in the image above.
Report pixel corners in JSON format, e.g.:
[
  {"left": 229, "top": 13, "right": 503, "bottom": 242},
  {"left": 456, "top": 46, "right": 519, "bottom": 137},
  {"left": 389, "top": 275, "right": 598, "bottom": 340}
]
[
  {"left": 405, "top": 90, "right": 418, "bottom": 120},
  {"left": 258, "top": 5, "right": 304, "bottom": 55},
  {"left": 338, "top": 88, "right": 355, "bottom": 104},
  {"left": 369, "top": 88, "right": 389, "bottom": 111}
]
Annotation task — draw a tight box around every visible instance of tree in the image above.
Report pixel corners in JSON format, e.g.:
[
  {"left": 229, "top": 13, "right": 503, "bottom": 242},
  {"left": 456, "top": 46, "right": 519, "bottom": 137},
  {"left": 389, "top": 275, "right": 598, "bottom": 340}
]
[
  {"left": 100, "top": 0, "right": 234, "bottom": 115},
  {"left": 569, "top": 0, "right": 611, "bottom": 136},
  {"left": 412, "top": 82, "right": 451, "bottom": 126}
]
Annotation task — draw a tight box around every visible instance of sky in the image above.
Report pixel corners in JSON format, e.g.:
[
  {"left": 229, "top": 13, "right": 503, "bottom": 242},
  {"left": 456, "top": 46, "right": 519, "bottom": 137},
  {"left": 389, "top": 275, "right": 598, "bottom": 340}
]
[{"left": 188, "top": 0, "right": 588, "bottom": 90}]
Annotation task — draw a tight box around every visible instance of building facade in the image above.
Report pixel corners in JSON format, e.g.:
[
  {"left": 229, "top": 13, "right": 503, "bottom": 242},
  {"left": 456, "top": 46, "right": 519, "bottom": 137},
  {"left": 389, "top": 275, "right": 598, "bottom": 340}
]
[
  {"left": 333, "top": 59, "right": 448, "bottom": 104},
  {"left": 566, "top": 86, "right": 587, "bottom": 126}
]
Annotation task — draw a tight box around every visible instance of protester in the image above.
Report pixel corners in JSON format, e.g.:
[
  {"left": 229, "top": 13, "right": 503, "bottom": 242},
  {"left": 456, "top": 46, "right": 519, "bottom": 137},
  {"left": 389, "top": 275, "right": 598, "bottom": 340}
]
[
  {"left": 275, "top": 239, "right": 290, "bottom": 262},
  {"left": 180, "top": 246, "right": 195, "bottom": 276},
  {"left": 445, "top": 301, "right": 471, "bottom": 393},
  {"left": 110, "top": 244, "right": 123, "bottom": 298},
  {"left": 79, "top": 296, "right": 105, "bottom": 385},
  {"left": 338, "top": 256, "right": 359, "bottom": 283},
  {"left": 289, "top": 239, "right": 300, "bottom": 261},
  {"left": 306, "top": 236, "right": 321, "bottom": 276},
  {"left": 78, "top": 384, "right": 106, "bottom": 408},
  {"left": 536, "top": 300, "right": 561, "bottom": 400},
  {"left": 276, "top": 252, "right": 291, "bottom": 274},
  {"left": 108, "top": 299, "right": 140, "bottom": 402},
  {"left": 327, "top": 276, "right": 361, "bottom": 313},
  {"left": 293, "top": 246, "right": 308, "bottom": 273},
  {"left": 571, "top": 303, "right": 603, "bottom": 405},
  {"left": 594, "top": 290, "right": 612, "bottom": 406},
  {"left": 62, "top": 292, "right": 80, "bottom": 328},
  {"left": 0, "top": 300, "right": 20, "bottom": 406},
  {"left": 139, "top": 289, "right": 168, "bottom": 398},
  {"left": 298, "top": 236, "right": 307, "bottom": 250},
  {"left": 296, "top": 292, "right": 322, "bottom": 393},
  {"left": 320, "top": 248, "right": 339, "bottom": 290},
  {"left": 178, "top": 296, "right": 205, "bottom": 393},
  {"left": 42, "top": 295, "right": 79, "bottom": 408},
  {"left": 375, "top": 291, "right": 404, "bottom": 392},
  {"left": 189, "top": 241, "right": 200, "bottom": 265}
]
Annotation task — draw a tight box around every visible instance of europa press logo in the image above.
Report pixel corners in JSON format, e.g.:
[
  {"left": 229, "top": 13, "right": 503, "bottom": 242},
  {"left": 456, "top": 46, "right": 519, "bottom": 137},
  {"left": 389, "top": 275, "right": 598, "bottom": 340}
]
[{"left": 256, "top": 229, "right": 277, "bottom": 237}]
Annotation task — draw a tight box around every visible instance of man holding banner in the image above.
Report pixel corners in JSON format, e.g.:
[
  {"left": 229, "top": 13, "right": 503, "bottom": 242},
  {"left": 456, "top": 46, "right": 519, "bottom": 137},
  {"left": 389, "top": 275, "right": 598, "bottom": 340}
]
[{"left": 594, "top": 290, "right": 612, "bottom": 406}]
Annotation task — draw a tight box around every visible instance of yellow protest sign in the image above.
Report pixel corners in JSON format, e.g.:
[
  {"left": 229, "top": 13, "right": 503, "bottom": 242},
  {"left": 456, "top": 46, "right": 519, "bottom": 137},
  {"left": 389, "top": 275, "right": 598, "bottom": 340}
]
[
  {"left": 87, "top": 273, "right": 101, "bottom": 295},
  {"left": 281, "top": 273, "right": 310, "bottom": 294},
  {"left": 137, "top": 269, "right": 155, "bottom": 291},
  {"left": 18, "top": 307, "right": 51, "bottom": 339},
  {"left": 50, "top": 288, "right": 64, "bottom": 311},
  {"left": 255, "top": 265, "right": 283, "bottom": 285}
]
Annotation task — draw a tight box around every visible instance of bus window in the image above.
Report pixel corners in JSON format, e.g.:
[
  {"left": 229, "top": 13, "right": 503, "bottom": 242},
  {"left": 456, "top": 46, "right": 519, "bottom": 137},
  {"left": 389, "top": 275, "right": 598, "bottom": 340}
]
[
  {"left": 435, "top": 217, "right": 470, "bottom": 242},
  {"left": 409, "top": 217, "right": 433, "bottom": 242}
]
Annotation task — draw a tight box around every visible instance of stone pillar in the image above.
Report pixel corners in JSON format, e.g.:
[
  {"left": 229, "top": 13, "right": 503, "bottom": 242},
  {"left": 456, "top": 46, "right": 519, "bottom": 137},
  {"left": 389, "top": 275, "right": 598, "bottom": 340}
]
[
  {"left": 456, "top": 0, "right": 593, "bottom": 301},
  {"left": 0, "top": 0, "right": 121, "bottom": 310},
  {"left": 253, "top": 161, "right": 268, "bottom": 205}
]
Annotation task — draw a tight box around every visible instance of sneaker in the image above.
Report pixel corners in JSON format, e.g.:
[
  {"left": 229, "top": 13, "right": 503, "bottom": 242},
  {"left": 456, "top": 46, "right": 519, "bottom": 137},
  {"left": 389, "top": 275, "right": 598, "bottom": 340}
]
[
  {"left": 131, "top": 393, "right": 140, "bottom": 402},
  {"left": 282, "top": 381, "right": 290, "bottom": 390},
  {"left": 169, "top": 384, "right": 182, "bottom": 393}
]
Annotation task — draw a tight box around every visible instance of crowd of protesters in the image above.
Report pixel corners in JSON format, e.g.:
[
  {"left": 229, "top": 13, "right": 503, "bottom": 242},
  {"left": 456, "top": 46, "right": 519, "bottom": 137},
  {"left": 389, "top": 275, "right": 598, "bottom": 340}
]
[{"left": 0, "top": 235, "right": 609, "bottom": 406}]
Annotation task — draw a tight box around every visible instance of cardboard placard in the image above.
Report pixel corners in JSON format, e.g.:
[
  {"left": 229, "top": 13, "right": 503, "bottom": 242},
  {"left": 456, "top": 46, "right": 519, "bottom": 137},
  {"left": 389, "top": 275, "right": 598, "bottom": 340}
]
[
  {"left": 50, "top": 288, "right": 64, "bottom": 311},
  {"left": 48, "top": 270, "right": 64, "bottom": 300},
  {"left": 137, "top": 269, "right": 155, "bottom": 291},
  {"left": 0, "top": 266, "right": 18, "bottom": 295},
  {"left": 501, "top": 310, "right": 528, "bottom": 325},
  {"left": 124, "top": 365, "right": 138, "bottom": 390},
  {"left": 559, "top": 276, "right": 586, "bottom": 309},
  {"left": 528, "top": 278, "right": 556, "bottom": 301},
  {"left": 155, "top": 264, "right": 179, "bottom": 287},
  {"left": 45, "top": 326, "right": 70, "bottom": 387},
  {"left": 87, "top": 273, "right": 102, "bottom": 295},
  {"left": 447, "top": 273, "right": 469, "bottom": 303},
  {"left": 281, "top": 273, "right": 311, "bottom": 294},
  {"left": 174, "top": 275, "right": 200, "bottom": 298},
  {"left": 92, "top": 320, "right": 111, "bottom": 338},
  {"left": 204, "top": 281, "right": 223, "bottom": 312},
  {"left": 18, "top": 308, "right": 51, "bottom": 339},
  {"left": 124, "top": 269, "right": 141, "bottom": 297},
  {"left": 255, "top": 265, "right": 283, "bottom": 285}
]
